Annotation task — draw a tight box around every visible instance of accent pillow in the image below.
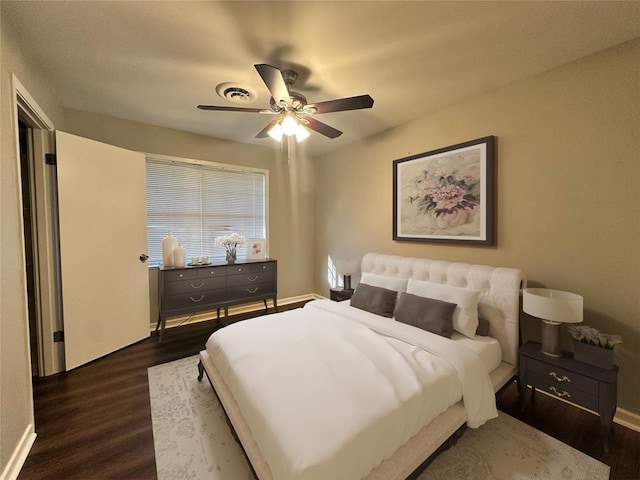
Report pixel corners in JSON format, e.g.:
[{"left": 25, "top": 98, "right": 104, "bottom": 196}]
[
  {"left": 393, "top": 292, "right": 456, "bottom": 338},
  {"left": 476, "top": 317, "right": 491, "bottom": 336},
  {"left": 406, "top": 279, "right": 480, "bottom": 338},
  {"left": 360, "top": 272, "right": 408, "bottom": 294},
  {"left": 350, "top": 283, "right": 397, "bottom": 318}
]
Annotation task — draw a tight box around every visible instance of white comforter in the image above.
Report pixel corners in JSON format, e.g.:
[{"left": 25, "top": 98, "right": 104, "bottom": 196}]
[{"left": 206, "top": 300, "right": 497, "bottom": 480}]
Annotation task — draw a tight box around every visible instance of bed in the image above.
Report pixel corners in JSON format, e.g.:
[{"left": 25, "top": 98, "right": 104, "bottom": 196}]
[{"left": 198, "top": 253, "right": 525, "bottom": 480}]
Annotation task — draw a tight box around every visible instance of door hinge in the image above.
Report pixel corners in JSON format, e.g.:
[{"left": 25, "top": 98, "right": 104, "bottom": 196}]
[
  {"left": 45, "top": 153, "right": 57, "bottom": 165},
  {"left": 53, "top": 330, "right": 64, "bottom": 342}
]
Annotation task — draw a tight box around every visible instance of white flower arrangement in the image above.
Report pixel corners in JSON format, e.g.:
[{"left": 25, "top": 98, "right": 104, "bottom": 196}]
[
  {"left": 214, "top": 233, "right": 246, "bottom": 260},
  {"left": 567, "top": 325, "right": 622, "bottom": 350}
]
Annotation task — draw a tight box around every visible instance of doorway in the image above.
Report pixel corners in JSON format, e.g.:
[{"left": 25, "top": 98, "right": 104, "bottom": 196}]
[
  {"left": 13, "top": 74, "right": 63, "bottom": 377},
  {"left": 18, "top": 118, "right": 40, "bottom": 376}
]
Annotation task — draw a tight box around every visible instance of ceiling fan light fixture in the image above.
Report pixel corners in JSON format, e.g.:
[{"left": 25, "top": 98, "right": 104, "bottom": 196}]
[
  {"left": 281, "top": 113, "right": 298, "bottom": 136},
  {"left": 267, "top": 122, "right": 283, "bottom": 141},
  {"left": 295, "top": 124, "right": 310, "bottom": 143}
]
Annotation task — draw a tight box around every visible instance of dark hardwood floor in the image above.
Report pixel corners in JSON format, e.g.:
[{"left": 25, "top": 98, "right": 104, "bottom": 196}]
[{"left": 19, "top": 304, "right": 639, "bottom": 480}]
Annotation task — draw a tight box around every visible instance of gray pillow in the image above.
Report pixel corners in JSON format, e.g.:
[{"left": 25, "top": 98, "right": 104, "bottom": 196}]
[
  {"left": 350, "top": 283, "right": 397, "bottom": 317},
  {"left": 393, "top": 292, "right": 456, "bottom": 338},
  {"left": 475, "top": 317, "right": 491, "bottom": 336}
]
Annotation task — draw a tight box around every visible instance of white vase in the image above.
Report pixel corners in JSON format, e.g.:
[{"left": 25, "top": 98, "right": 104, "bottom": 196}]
[
  {"left": 173, "top": 243, "right": 186, "bottom": 268},
  {"left": 162, "top": 231, "right": 178, "bottom": 267}
]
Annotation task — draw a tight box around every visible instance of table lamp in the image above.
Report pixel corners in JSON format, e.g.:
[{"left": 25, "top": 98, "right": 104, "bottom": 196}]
[
  {"left": 523, "top": 288, "right": 583, "bottom": 357},
  {"left": 334, "top": 258, "right": 359, "bottom": 292}
]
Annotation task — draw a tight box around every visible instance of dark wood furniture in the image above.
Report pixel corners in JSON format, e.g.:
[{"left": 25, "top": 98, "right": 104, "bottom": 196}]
[
  {"left": 329, "top": 288, "right": 354, "bottom": 302},
  {"left": 156, "top": 259, "right": 277, "bottom": 342},
  {"left": 518, "top": 341, "right": 618, "bottom": 452}
]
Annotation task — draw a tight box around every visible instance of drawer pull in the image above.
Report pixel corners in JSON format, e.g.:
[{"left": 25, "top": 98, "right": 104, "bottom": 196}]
[
  {"left": 190, "top": 282, "right": 205, "bottom": 289},
  {"left": 246, "top": 287, "right": 259, "bottom": 294},
  {"left": 189, "top": 295, "right": 205, "bottom": 303},
  {"left": 549, "top": 371, "right": 571, "bottom": 383},
  {"left": 247, "top": 275, "right": 259, "bottom": 282},
  {"left": 549, "top": 386, "right": 571, "bottom": 398}
]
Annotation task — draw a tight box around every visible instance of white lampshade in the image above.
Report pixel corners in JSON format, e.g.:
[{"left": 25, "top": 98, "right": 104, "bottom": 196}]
[
  {"left": 334, "top": 258, "right": 359, "bottom": 276},
  {"left": 523, "top": 288, "right": 583, "bottom": 324},
  {"left": 523, "top": 288, "right": 583, "bottom": 357}
]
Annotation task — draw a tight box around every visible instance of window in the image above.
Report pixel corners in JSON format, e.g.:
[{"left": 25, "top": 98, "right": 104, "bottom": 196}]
[{"left": 146, "top": 157, "right": 266, "bottom": 266}]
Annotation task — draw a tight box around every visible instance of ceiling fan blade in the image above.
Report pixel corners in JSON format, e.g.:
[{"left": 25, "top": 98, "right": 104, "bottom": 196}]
[
  {"left": 254, "top": 64, "right": 291, "bottom": 108},
  {"left": 197, "top": 105, "right": 265, "bottom": 113},
  {"left": 255, "top": 119, "right": 280, "bottom": 138},
  {"left": 306, "top": 94, "right": 374, "bottom": 114},
  {"left": 300, "top": 117, "right": 343, "bottom": 139}
]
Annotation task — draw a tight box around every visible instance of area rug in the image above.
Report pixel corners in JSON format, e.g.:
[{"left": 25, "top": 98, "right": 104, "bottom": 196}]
[{"left": 149, "top": 355, "right": 610, "bottom": 480}]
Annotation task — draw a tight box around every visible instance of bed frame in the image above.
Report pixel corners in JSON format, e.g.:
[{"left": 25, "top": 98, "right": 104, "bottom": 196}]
[{"left": 198, "top": 253, "right": 526, "bottom": 480}]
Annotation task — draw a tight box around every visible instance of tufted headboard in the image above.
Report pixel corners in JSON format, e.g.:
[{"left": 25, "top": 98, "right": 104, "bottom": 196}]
[{"left": 361, "top": 253, "right": 526, "bottom": 365}]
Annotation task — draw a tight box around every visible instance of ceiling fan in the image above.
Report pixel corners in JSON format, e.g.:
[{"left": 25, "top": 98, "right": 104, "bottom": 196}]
[{"left": 198, "top": 64, "right": 374, "bottom": 143}]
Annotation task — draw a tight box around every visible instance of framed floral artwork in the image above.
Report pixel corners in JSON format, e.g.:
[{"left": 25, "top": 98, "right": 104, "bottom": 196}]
[
  {"left": 246, "top": 238, "right": 267, "bottom": 260},
  {"left": 393, "top": 136, "right": 495, "bottom": 245}
]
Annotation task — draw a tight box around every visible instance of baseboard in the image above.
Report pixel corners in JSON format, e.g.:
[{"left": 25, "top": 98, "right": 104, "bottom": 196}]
[
  {"left": 149, "top": 293, "right": 325, "bottom": 331},
  {"left": 614, "top": 407, "right": 640, "bottom": 432},
  {"left": 0, "top": 424, "right": 36, "bottom": 480}
]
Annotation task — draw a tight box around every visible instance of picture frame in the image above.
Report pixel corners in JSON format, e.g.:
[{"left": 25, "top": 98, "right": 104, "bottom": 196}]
[
  {"left": 393, "top": 136, "right": 495, "bottom": 245},
  {"left": 246, "top": 238, "right": 267, "bottom": 260}
]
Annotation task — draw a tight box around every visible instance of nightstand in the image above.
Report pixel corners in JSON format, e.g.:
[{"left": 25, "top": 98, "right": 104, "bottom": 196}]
[
  {"left": 330, "top": 288, "right": 353, "bottom": 302},
  {"left": 518, "top": 341, "right": 618, "bottom": 452}
]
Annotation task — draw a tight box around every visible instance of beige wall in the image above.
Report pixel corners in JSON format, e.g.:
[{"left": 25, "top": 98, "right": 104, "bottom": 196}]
[
  {"left": 314, "top": 39, "right": 640, "bottom": 415},
  {"left": 0, "top": 14, "right": 66, "bottom": 477},
  {"left": 62, "top": 109, "right": 317, "bottom": 311}
]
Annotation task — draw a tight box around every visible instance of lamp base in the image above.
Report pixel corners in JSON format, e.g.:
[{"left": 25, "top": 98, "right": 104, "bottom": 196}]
[
  {"left": 541, "top": 321, "right": 561, "bottom": 357},
  {"left": 343, "top": 274, "right": 353, "bottom": 292}
]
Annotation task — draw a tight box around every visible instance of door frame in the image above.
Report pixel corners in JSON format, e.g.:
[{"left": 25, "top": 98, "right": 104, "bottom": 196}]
[{"left": 12, "top": 74, "right": 63, "bottom": 376}]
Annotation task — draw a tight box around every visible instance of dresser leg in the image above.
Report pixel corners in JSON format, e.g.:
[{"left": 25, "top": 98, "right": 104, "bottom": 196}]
[
  {"left": 273, "top": 297, "right": 279, "bottom": 313},
  {"left": 197, "top": 360, "right": 204, "bottom": 382},
  {"left": 157, "top": 315, "right": 166, "bottom": 343}
]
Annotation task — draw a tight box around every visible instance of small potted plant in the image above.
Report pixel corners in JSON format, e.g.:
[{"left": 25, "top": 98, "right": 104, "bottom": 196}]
[{"left": 568, "top": 325, "right": 622, "bottom": 370}]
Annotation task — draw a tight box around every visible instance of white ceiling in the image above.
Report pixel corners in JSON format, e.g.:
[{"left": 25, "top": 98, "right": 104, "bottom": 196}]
[{"left": 4, "top": 1, "right": 639, "bottom": 156}]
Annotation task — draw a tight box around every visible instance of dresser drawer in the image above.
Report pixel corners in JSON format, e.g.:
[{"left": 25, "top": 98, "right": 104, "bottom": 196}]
[
  {"left": 197, "top": 266, "right": 227, "bottom": 278},
  {"left": 528, "top": 358, "right": 598, "bottom": 395},
  {"left": 227, "top": 271, "right": 275, "bottom": 288},
  {"left": 164, "top": 276, "right": 226, "bottom": 296},
  {"left": 163, "top": 290, "right": 227, "bottom": 311},
  {"left": 163, "top": 269, "right": 198, "bottom": 282},
  {"left": 227, "top": 262, "right": 275, "bottom": 275},
  {"left": 227, "top": 283, "right": 275, "bottom": 300}
]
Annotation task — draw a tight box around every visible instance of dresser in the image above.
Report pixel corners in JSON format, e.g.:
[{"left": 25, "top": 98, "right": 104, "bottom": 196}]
[
  {"left": 156, "top": 259, "right": 277, "bottom": 342},
  {"left": 518, "top": 341, "right": 618, "bottom": 452}
]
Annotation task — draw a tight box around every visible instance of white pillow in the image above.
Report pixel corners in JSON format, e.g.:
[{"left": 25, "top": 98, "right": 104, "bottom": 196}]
[
  {"left": 407, "top": 279, "right": 480, "bottom": 338},
  {"left": 360, "top": 272, "right": 408, "bottom": 294}
]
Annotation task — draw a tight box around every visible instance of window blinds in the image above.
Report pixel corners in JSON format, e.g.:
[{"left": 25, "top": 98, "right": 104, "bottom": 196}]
[{"left": 146, "top": 158, "right": 266, "bottom": 265}]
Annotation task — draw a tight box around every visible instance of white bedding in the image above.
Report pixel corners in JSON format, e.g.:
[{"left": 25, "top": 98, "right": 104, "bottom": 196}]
[
  {"left": 206, "top": 299, "right": 498, "bottom": 480},
  {"left": 310, "top": 299, "right": 503, "bottom": 373}
]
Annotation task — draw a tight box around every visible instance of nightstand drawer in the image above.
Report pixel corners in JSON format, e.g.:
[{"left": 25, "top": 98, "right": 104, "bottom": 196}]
[
  {"left": 528, "top": 358, "right": 598, "bottom": 395},
  {"left": 528, "top": 371, "right": 599, "bottom": 411}
]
